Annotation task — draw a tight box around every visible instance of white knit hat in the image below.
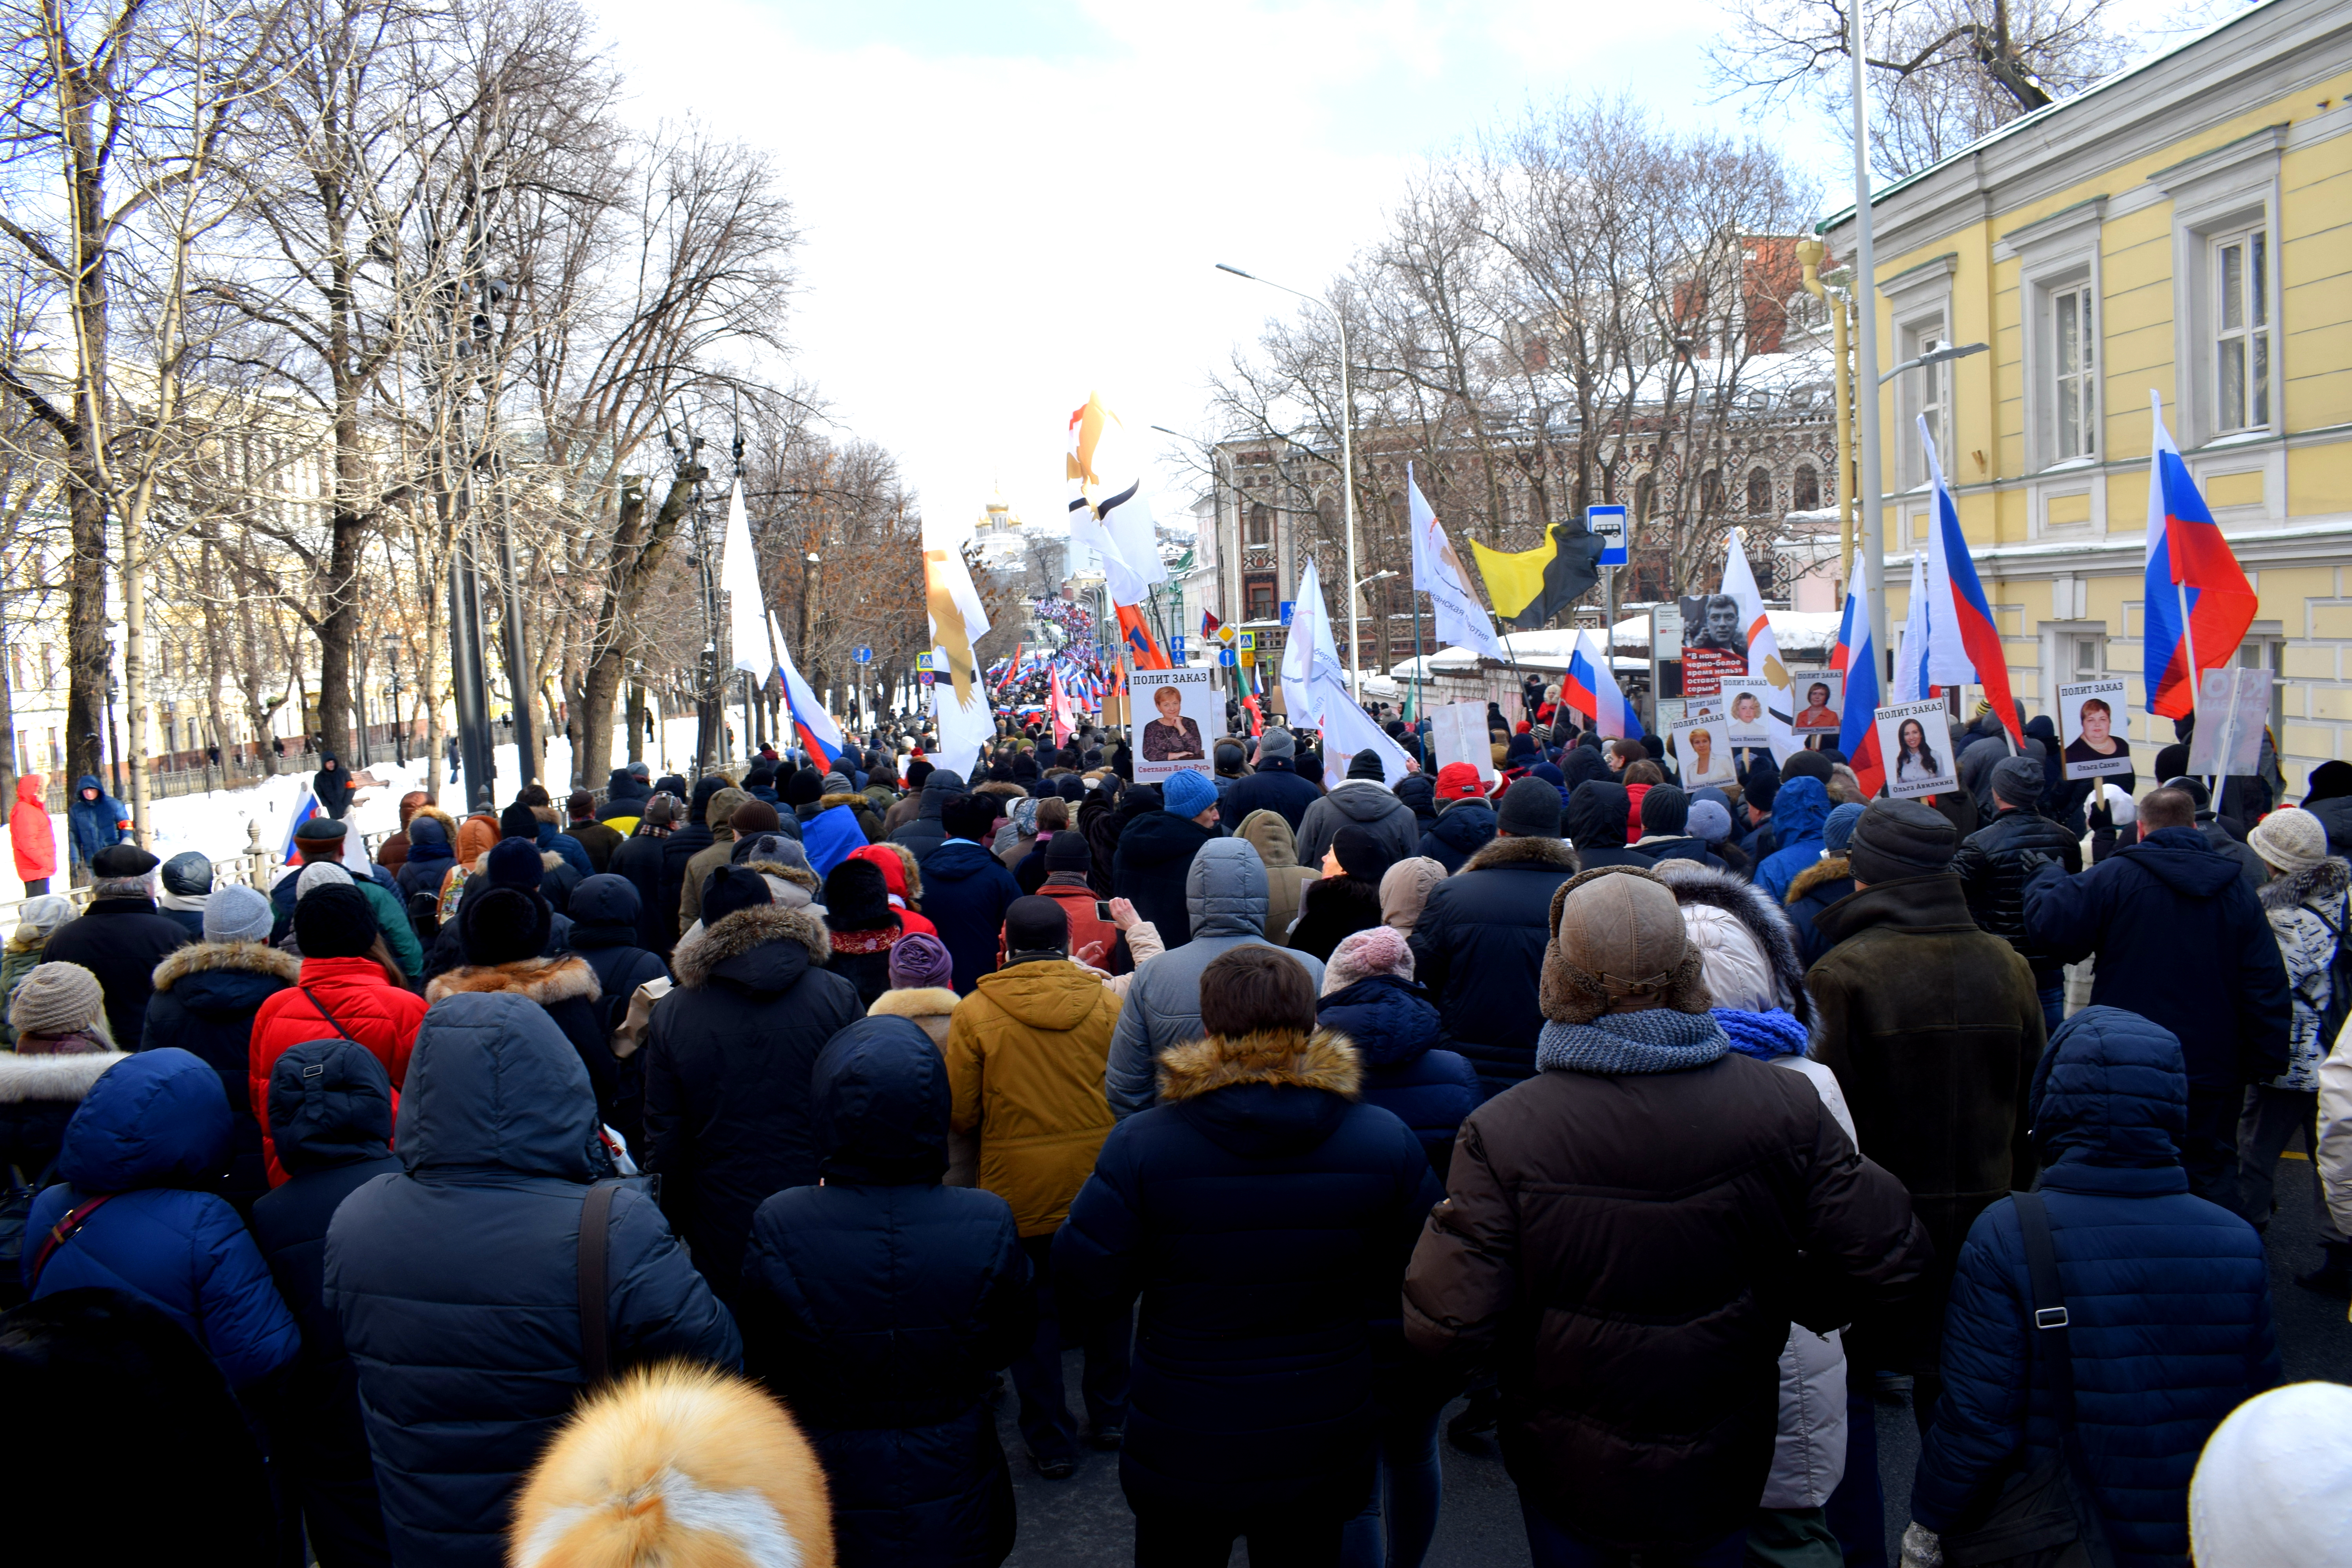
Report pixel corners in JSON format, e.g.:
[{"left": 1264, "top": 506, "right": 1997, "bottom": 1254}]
[
  {"left": 2248, "top": 806, "right": 2328, "bottom": 878},
  {"left": 297, "top": 861, "right": 354, "bottom": 898},
  {"left": 1321, "top": 926, "right": 1415, "bottom": 995},
  {"left": 2190, "top": 1381, "right": 2352, "bottom": 1566}
]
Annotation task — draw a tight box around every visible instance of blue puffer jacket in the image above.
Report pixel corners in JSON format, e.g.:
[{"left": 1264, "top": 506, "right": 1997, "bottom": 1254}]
[
  {"left": 1056, "top": 1026, "right": 1441, "bottom": 1520},
  {"left": 1316, "top": 974, "right": 1477, "bottom": 1184},
  {"left": 65, "top": 772, "right": 127, "bottom": 865},
  {"left": 1753, "top": 777, "right": 1831, "bottom": 905},
  {"left": 534, "top": 818, "right": 593, "bottom": 880},
  {"left": 24, "top": 1048, "right": 299, "bottom": 1388},
  {"left": 921, "top": 838, "right": 1024, "bottom": 995},
  {"left": 139, "top": 938, "right": 300, "bottom": 1211},
  {"left": 1911, "top": 1007, "right": 2280, "bottom": 1567},
  {"left": 740, "top": 1016, "right": 1033, "bottom": 1568},
  {"left": 326, "top": 993, "right": 740, "bottom": 1568},
  {"left": 1419, "top": 801, "right": 1497, "bottom": 875}
]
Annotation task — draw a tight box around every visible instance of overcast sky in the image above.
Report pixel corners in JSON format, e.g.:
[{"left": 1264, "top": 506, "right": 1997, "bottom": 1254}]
[{"left": 585, "top": 0, "right": 2204, "bottom": 546}]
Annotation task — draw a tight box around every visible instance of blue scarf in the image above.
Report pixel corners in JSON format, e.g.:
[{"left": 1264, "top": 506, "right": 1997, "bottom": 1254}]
[
  {"left": 1536, "top": 1007, "right": 1729, "bottom": 1075},
  {"left": 1712, "top": 1007, "right": 1809, "bottom": 1061}
]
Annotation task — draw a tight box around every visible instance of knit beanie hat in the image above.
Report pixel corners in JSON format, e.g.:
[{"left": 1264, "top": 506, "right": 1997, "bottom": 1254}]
[
  {"left": 782, "top": 769, "right": 824, "bottom": 807},
  {"left": 1847, "top": 799, "right": 1957, "bottom": 884},
  {"left": 2307, "top": 760, "right": 2352, "bottom": 804},
  {"left": 296, "top": 882, "right": 379, "bottom": 959},
  {"left": 1003, "top": 895, "right": 1069, "bottom": 955},
  {"left": 888, "top": 931, "right": 954, "bottom": 991},
  {"left": 1331, "top": 823, "right": 1395, "bottom": 886},
  {"left": 1989, "top": 753, "right": 2045, "bottom": 807},
  {"left": 731, "top": 799, "right": 782, "bottom": 836},
  {"left": 296, "top": 861, "right": 354, "bottom": 898},
  {"left": 1686, "top": 798, "right": 1732, "bottom": 845},
  {"left": 1542, "top": 866, "right": 1710, "bottom": 1025},
  {"left": 1781, "top": 750, "right": 1834, "bottom": 784},
  {"left": 733, "top": 832, "right": 809, "bottom": 872},
  {"left": 2190, "top": 1381, "right": 2352, "bottom": 1567},
  {"left": 1258, "top": 726, "right": 1296, "bottom": 760},
  {"left": 459, "top": 884, "right": 548, "bottom": 966},
  {"left": 203, "top": 883, "right": 275, "bottom": 944},
  {"left": 1822, "top": 801, "right": 1867, "bottom": 855},
  {"left": 8, "top": 961, "right": 106, "bottom": 1040},
  {"left": 1161, "top": 769, "right": 1218, "bottom": 820},
  {"left": 1639, "top": 785, "right": 1690, "bottom": 838},
  {"left": 1433, "top": 762, "right": 1485, "bottom": 802},
  {"left": 822, "top": 859, "right": 894, "bottom": 932},
  {"left": 499, "top": 802, "right": 539, "bottom": 840},
  {"left": 1496, "top": 775, "right": 1563, "bottom": 838},
  {"left": 700, "top": 865, "right": 773, "bottom": 927},
  {"left": 1744, "top": 774, "right": 1779, "bottom": 813},
  {"left": 822, "top": 771, "right": 855, "bottom": 796},
  {"left": 486, "top": 837, "right": 546, "bottom": 890},
  {"left": 1045, "top": 831, "right": 1091, "bottom": 872},
  {"left": 1322, "top": 924, "right": 1414, "bottom": 994},
  {"left": 11, "top": 894, "right": 74, "bottom": 948},
  {"left": 1347, "top": 748, "right": 1387, "bottom": 781},
  {"left": 2249, "top": 806, "right": 2329, "bottom": 878}
]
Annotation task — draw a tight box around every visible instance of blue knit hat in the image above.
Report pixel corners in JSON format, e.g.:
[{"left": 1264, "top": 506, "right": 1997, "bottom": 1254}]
[
  {"left": 1161, "top": 769, "right": 1219, "bottom": 820},
  {"left": 1823, "top": 801, "right": 1867, "bottom": 855}
]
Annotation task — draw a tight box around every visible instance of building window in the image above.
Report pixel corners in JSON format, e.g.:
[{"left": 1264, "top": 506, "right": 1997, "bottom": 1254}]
[
  {"left": 1633, "top": 472, "right": 1655, "bottom": 526},
  {"left": 1245, "top": 572, "right": 1276, "bottom": 621},
  {"left": 1903, "top": 327, "right": 1951, "bottom": 486},
  {"left": 1246, "top": 502, "right": 1272, "bottom": 546},
  {"left": 1746, "top": 467, "right": 1772, "bottom": 515},
  {"left": 1700, "top": 470, "right": 1724, "bottom": 517},
  {"left": 2213, "top": 227, "right": 2269, "bottom": 433},
  {"left": 2053, "top": 283, "right": 2096, "bottom": 459},
  {"left": 2073, "top": 635, "right": 2104, "bottom": 676},
  {"left": 1792, "top": 464, "right": 1820, "bottom": 511}
]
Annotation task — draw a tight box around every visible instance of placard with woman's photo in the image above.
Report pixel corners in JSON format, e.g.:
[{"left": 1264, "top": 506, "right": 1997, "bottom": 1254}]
[
  {"left": 2057, "top": 678, "right": 2134, "bottom": 780},
  {"left": 1874, "top": 699, "right": 1957, "bottom": 799}
]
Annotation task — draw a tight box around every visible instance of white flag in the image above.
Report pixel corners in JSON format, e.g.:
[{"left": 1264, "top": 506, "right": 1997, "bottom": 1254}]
[
  {"left": 1279, "top": 556, "right": 1342, "bottom": 723},
  {"left": 1066, "top": 392, "right": 1168, "bottom": 606},
  {"left": 719, "top": 481, "right": 769, "bottom": 677},
  {"left": 1408, "top": 463, "right": 1501, "bottom": 661},
  {"left": 1720, "top": 527, "right": 1797, "bottom": 764},
  {"left": 1893, "top": 549, "right": 1933, "bottom": 705},
  {"left": 922, "top": 517, "right": 995, "bottom": 775}
]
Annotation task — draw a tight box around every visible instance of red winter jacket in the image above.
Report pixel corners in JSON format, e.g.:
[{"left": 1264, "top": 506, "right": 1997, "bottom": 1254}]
[
  {"left": 247, "top": 955, "right": 426, "bottom": 1185},
  {"left": 10, "top": 773, "right": 54, "bottom": 882}
]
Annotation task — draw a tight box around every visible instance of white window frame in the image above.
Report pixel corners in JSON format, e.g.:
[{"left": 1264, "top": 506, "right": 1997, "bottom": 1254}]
[
  {"left": 1999, "top": 196, "right": 2106, "bottom": 477},
  {"left": 2051, "top": 281, "right": 2098, "bottom": 462},
  {"left": 1877, "top": 253, "right": 1959, "bottom": 506},
  {"left": 2210, "top": 225, "right": 2271, "bottom": 436},
  {"left": 2157, "top": 124, "right": 2284, "bottom": 448}
]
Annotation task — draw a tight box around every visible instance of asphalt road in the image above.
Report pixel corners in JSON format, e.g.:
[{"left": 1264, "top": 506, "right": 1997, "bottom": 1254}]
[{"left": 998, "top": 1151, "right": 2351, "bottom": 1566}]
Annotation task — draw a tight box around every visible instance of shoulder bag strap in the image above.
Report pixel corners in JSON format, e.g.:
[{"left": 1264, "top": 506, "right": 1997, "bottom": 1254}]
[
  {"left": 29, "top": 1193, "right": 115, "bottom": 1285},
  {"left": 577, "top": 1180, "right": 617, "bottom": 1387},
  {"left": 304, "top": 986, "right": 361, "bottom": 1044},
  {"left": 2013, "top": 1191, "right": 2078, "bottom": 1429}
]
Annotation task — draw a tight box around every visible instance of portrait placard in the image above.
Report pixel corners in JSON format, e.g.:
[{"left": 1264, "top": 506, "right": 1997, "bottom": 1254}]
[
  {"left": 1669, "top": 712, "right": 1735, "bottom": 788},
  {"left": 2057, "top": 678, "right": 2134, "bottom": 780},
  {"left": 1875, "top": 699, "right": 1957, "bottom": 799},
  {"left": 1132, "top": 666, "right": 1226, "bottom": 784}
]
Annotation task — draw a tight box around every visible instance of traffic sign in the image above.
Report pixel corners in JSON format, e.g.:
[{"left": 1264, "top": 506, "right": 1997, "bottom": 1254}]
[
  {"left": 853, "top": 647, "right": 872, "bottom": 664},
  {"left": 915, "top": 652, "right": 935, "bottom": 671},
  {"left": 1219, "top": 648, "right": 1237, "bottom": 667},
  {"left": 1279, "top": 601, "right": 1295, "bottom": 626},
  {"left": 1236, "top": 631, "right": 1255, "bottom": 650},
  {"left": 1217, "top": 622, "right": 1237, "bottom": 644},
  {"left": 1588, "top": 504, "right": 1628, "bottom": 568},
  {"left": 917, "top": 670, "right": 935, "bottom": 685},
  {"left": 1171, "top": 635, "right": 1186, "bottom": 659}
]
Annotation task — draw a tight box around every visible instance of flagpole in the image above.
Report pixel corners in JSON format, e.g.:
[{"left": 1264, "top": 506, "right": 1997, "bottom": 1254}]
[
  {"left": 2178, "top": 577, "right": 2205, "bottom": 793},
  {"left": 1849, "top": 0, "right": 1890, "bottom": 680}
]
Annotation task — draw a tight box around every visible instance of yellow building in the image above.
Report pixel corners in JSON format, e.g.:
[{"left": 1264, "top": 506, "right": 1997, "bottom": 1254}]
[{"left": 1820, "top": 0, "right": 2352, "bottom": 791}]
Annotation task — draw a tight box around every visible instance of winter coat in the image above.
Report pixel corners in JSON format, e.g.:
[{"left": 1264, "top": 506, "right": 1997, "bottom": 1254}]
[
  {"left": 2255, "top": 857, "right": 2348, "bottom": 1092},
  {"left": 0, "top": 1045, "right": 125, "bottom": 1193},
  {"left": 871, "top": 984, "right": 978, "bottom": 1186},
  {"left": 1114, "top": 808, "right": 1220, "bottom": 949},
  {"left": 922, "top": 838, "right": 1025, "bottom": 995},
  {"left": 1753, "top": 777, "right": 1833, "bottom": 905},
  {"left": 426, "top": 956, "right": 619, "bottom": 1140},
  {"left": 1633, "top": 833, "right": 1726, "bottom": 872},
  {"left": 1783, "top": 855, "right": 1855, "bottom": 969},
  {"left": 811, "top": 789, "right": 884, "bottom": 846},
  {"left": 1296, "top": 779, "right": 1419, "bottom": 869},
  {"left": 1650, "top": 859, "right": 1817, "bottom": 1027},
  {"left": 248, "top": 956, "right": 426, "bottom": 1187},
  {"left": 1104, "top": 839, "right": 1325, "bottom": 1120},
  {"left": 1394, "top": 773, "right": 1440, "bottom": 837},
  {"left": 64, "top": 773, "right": 128, "bottom": 866},
  {"left": 609, "top": 829, "right": 672, "bottom": 955},
  {"left": 2305, "top": 791, "right": 2352, "bottom": 858},
  {"left": 1402, "top": 1033, "right": 1929, "bottom": 1550},
  {"left": 41, "top": 895, "right": 193, "bottom": 1047},
  {"left": 656, "top": 806, "right": 717, "bottom": 949},
  {"left": 140, "top": 939, "right": 299, "bottom": 1210},
  {"left": 2023, "top": 825, "right": 2292, "bottom": 1090},
  {"left": 268, "top": 866, "right": 425, "bottom": 983},
  {"left": 559, "top": 818, "right": 620, "bottom": 875},
  {"left": 1952, "top": 805, "right": 2085, "bottom": 980},
  {"left": 1808, "top": 873, "right": 2043, "bottom": 1275},
  {"left": 1407, "top": 834, "right": 1582, "bottom": 1100},
  {"left": 326, "top": 993, "right": 739, "bottom": 1568},
  {"left": 1420, "top": 800, "right": 1497, "bottom": 875},
  {"left": 1058, "top": 1026, "right": 1441, "bottom": 1519},
  {"left": 394, "top": 832, "right": 455, "bottom": 905},
  {"left": 2194, "top": 811, "right": 2267, "bottom": 889},
  {"left": 739, "top": 1016, "right": 1033, "bottom": 1568},
  {"left": 1287, "top": 873, "right": 1383, "bottom": 962},
  {"left": 1007, "top": 874, "right": 1114, "bottom": 968},
  {"left": 944, "top": 956, "right": 1119, "bottom": 1237},
  {"left": 24, "top": 1047, "right": 301, "bottom": 1388},
  {"left": 1240, "top": 809, "right": 1317, "bottom": 940},
  {"left": 2322, "top": 1027, "right": 2352, "bottom": 1235},
  {"left": 1910, "top": 1007, "right": 2281, "bottom": 1568},
  {"left": 563, "top": 874, "right": 669, "bottom": 1041},
  {"left": 890, "top": 775, "right": 962, "bottom": 864},
  {"left": 1766, "top": 1052, "right": 1857, "bottom": 1512},
  {"left": 827, "top": 921, "right": 905, "bottom": 1009},
  {"left": 247, "top": 1038, "right": 401, "bottom": 1568},
  {"left": 1218, "top": 754, "right": 1323, "bottom": 834},
  {"left": 10, "top": 771, "right": 53, "bottom": 882},
  {"left": 1315, "top": 974, "right": 1477, "bottom": 1183},
  {"left": 643, "top": 902, "right": 863, "bottom": 1303}
]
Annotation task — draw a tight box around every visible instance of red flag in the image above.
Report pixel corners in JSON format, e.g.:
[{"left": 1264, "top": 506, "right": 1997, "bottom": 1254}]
[{"left": 1117, "top": 603, "right": 1170, "bottom": 669}]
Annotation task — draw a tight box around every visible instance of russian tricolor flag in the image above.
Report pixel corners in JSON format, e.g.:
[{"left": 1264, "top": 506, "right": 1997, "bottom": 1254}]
[
  {"left": 1831, "top": 590, "right": 1885, "bottom": 799},
  {"left": 2143, "top": 393, "right": 2255, "bottom": 719},
  {"left": 1564, "top": 630, "right": 1641, "bottom": 740},
  {"left": 281, "top": 784, "right": 320, "bottom": 861},
  {"left": 1921, "top": 417, "right": 2024, "bottom": 748},
  {"left": 770, "top": 612, "right": 842, "bottom": 771}
]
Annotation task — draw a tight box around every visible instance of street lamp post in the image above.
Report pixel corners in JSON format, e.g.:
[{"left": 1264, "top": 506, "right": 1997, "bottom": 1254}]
[
  {"left": 384, "top": 634, "right": 405, "bottom": 766},
  {"left": 1216, "top": 262, "right": 1363, "bottom": 701},
  {"left": 1354, "top": 569, "right": 1398, "bottom": 704}
]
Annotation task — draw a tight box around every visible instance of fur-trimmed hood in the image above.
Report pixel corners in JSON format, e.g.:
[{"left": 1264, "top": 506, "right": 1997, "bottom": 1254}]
[
  {"left": 867, "top": 985, "right": 960, "bottom": 1020},
  {"left": 0, "top": 1047, "right": 127, "bottom": 1104},
  {"left": 425, "top": 954, "right": 602, "bottom": 1007},
  {"left": 744, "top": 858, "right": 821, "bottom": 894},
  {"left": 1461, "top": 833, "right": 1581, "bottom": 875},
  {"left": 1648, "top": 857, "right": 1815, "bottom": 1025},
  {"left": 151, "top": 939, "right": 301, "bottom": 992},
  {"left": 1786, "top": 854, "right": 1852, "bottom": 906},
  {"left": 1157, "top": 1026, "right": 1362, "bottom": 1104},
  {"left": 817, "top": 790, "right": 872, "bottom": 815},
  {"left": 2259, "top": 855, "right": 2350, "bottom": 913},
  {"left": 672, "top": 901, "right": 833, "bottom": 989}
]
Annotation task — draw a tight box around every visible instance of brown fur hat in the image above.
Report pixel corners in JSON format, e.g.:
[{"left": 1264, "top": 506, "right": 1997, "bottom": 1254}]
[{"left": 1539, "top": 865, "right": 1710, "bottom": 1025}]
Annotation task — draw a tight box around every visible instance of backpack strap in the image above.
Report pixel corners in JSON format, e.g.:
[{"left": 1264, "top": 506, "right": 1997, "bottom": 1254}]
[
  {"left": 304, "top": 987, "right": 361, "bottom": 1044},
  {"left": 577, "top": 1180, "right": 617, "bottom": 1387},
  {"left": 2013, "top": 1191, "right": 2077, "bottom": 1429},
  {"left": 29, "top": 1193, "right": 115, "bottom": 1286}
]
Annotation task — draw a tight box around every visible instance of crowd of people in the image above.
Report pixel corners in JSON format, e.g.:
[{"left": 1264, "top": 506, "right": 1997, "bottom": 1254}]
[{"left": 1, "top": 690, "right": 2348, "bottom": 1568}]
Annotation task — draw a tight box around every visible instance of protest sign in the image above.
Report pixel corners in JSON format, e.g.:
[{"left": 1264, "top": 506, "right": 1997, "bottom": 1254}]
[
  {"left": 1876, "top": 699, "right": 1957, "bottom": 799},
  {"left": 1790, "top": 669, "right": 1843, "bottom": 735},
  {"left": 1669, "top": 712, "right": 1735, "bottom": 788},
  {"left": 1721, "top": 679, "right": 1772, "bottom": 746},
  {"left": 1432, "top": 700, "right": 1498, "bottom": 784},
  {"left": 2186, "top": 666, "right": 2270, "bottom": 778},
  {"left": 2057, "top": 678, "right": 2134, "bottom": 780},
  {"left": 1132, "top": 666, "right": 1225, "bottom": 784}
]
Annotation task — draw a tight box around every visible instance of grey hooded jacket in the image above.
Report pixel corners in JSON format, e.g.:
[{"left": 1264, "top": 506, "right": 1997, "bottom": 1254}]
[
  {"left": 1103, "top": 838, "right": 1326, "bottom": 1120},
  {"left": 1295, "top": 778, "right": 1420, "bottom": 869}
]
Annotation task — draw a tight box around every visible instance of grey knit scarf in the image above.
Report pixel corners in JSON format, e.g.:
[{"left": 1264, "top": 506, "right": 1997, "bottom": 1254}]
[{"left": 1536, "top": 1007, "right": 1731, "bottom": 1075}]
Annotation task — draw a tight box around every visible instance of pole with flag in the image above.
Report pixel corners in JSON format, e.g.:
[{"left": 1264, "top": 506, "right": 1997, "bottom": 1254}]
[
  {"left": 2143, "top": 391, "right": 2256, "bottom": 732},
  {"left": 769, "top": 612, "right": 844, "bottom": 772},
  {"left": 1893, "top": 550, "right": 1932, "bottom": 705},
  {"left": 1564, "top": 630, "right": 1640, "bottom": 740},
  {"left": 1921, "top": 418, "right": 2024, "bottom": 750},
  {"left": 1831, "top": 589, "right": 1885, "bottom": 797}
]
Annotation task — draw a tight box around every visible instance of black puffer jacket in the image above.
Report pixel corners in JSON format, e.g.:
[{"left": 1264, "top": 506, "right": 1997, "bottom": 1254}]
[
  {"left": 1113, "top": 808, "right": 1220, "bottom": 948},
  {"left": 1564, "top": 782, "right": 1652, "bottom": 870},
  {"left": 249, "top": 1038, "right": 402, "bottom": 1568},
  {"left": 740, "top": 1016, "right": 1033, "bottom": 1568},
  {"left": 655, "top": 777, "right": 726, "bottom": 944},
  {"left": 643, "top": 902, "right": 864, "bottom": 1304},
  {"left": 325, "top": 994, "right": 739, "bottom": 1568},
  {"left": 1420, "top": 802, "right": 1497, "bottom": 875},
  {"left": 1217, "top": 755, "right": 1323, "bottom": 834},
  {"left": 889, "top": 769, "right": 966, "bottom": 865},
  {"left": 1408, "top": 835, "right": 1581, "bottom": 1099},
  {"left": 1951, "top": 806, "right": 2084, "bottom": 979},
  {"left": 564, "top": 874, "right": 670, "bottom": 1039},
  {"left": 610, "top": 828, "right": 673, "bottom": 956}
]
